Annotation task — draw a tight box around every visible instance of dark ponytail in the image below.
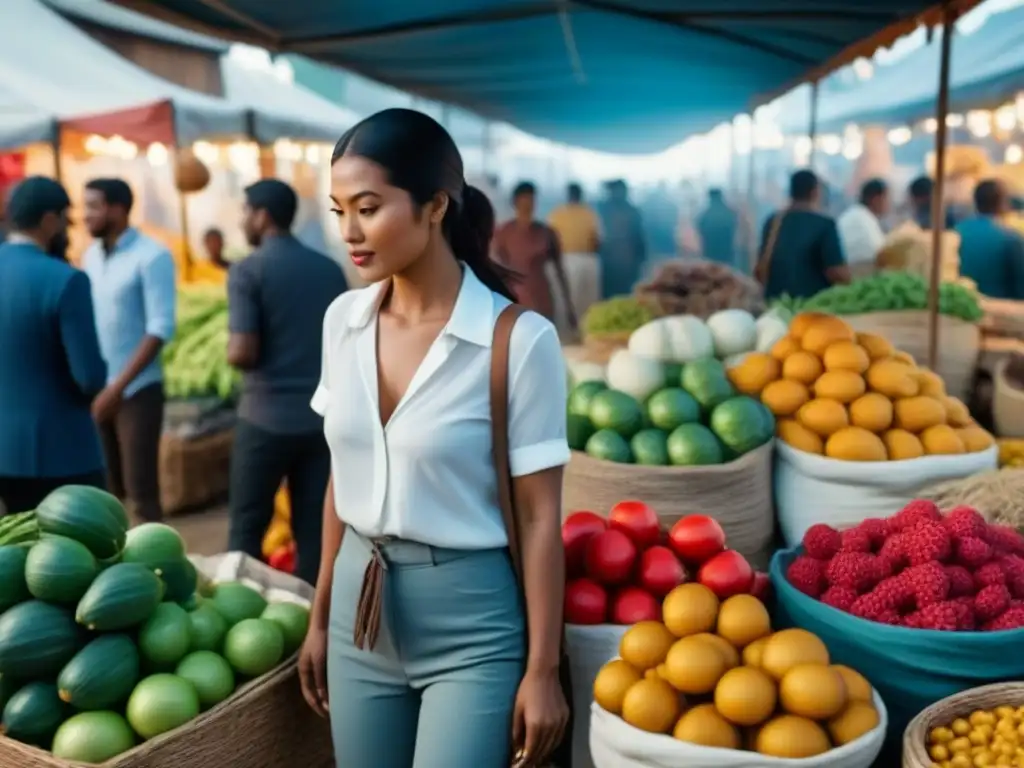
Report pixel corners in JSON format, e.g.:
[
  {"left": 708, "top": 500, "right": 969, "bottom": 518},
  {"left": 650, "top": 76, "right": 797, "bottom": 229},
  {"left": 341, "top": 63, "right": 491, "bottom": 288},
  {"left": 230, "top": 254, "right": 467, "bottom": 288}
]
[
  {"left": 447, "top": 183, "right": 516, "bottom": 301},
  {"left": 330, "top": 108, "right": 517, "bottom": 301}
]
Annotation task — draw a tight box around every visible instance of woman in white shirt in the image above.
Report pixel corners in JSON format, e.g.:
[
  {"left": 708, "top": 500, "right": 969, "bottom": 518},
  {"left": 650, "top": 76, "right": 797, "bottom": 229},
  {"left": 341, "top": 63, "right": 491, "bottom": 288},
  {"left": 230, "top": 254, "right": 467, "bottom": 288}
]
[{"left": 298, "top": 108, "right": 571, "bottom": 768}]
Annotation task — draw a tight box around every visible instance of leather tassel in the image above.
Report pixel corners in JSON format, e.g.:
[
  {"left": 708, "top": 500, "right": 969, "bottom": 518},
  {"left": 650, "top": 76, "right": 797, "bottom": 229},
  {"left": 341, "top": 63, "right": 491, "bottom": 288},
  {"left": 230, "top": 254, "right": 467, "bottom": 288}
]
[{"left": 353, "top": 545, "right": 386, "bottom": 650}]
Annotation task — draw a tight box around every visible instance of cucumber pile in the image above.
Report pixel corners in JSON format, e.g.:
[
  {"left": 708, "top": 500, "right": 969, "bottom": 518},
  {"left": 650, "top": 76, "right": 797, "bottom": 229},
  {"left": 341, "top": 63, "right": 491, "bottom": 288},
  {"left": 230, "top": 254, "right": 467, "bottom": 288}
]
[
  {"left": 0, "top": 486, "right": 310, "bottom": 764},
  {"left": 162, "top": 285, "right": 240, "bottom": 401}
]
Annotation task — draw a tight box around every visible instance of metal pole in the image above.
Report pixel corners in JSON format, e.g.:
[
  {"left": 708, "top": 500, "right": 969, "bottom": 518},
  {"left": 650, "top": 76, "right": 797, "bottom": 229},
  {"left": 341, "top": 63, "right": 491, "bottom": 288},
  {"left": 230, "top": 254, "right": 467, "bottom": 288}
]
[
  {"left": 927, "top": 3, "right": 955, "bottom": 371},
  {"left": 808, "top": 80, "right": 820, "bottom": 169}
]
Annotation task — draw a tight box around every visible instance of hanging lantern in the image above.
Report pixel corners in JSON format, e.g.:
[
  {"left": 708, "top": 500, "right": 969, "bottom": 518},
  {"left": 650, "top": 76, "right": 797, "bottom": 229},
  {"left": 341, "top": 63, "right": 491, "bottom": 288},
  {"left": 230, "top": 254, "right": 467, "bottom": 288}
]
[{"left": 174, "top": 150, "right": 211, "bottom": 194}]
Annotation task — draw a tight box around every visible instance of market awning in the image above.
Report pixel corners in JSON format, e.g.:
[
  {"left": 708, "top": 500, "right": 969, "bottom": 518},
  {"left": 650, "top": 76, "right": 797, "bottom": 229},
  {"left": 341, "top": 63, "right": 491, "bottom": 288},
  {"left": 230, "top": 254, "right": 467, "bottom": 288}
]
[
  {"left": 109, "top": 1, "right": 979, "bottom": 153},
  {"left": 780, "top": 4, "right": 1024, "bottom": 134},
  {"left": 0, "top": 0, "right": 246, "bottom": 149}
]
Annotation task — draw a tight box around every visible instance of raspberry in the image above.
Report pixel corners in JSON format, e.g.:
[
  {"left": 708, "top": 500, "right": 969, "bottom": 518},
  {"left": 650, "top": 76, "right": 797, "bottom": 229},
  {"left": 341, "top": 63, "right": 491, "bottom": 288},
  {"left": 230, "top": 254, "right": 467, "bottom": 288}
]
[
  {"left": 875, "top": 610, "right": 901, "bottom": 626},
  {"left": 945, "top": 565, "right": 976, "bottom": 598},
  {"left": 857, "top": 518, "right": 891, "bottom": 548},
  {"left": 786, "top": 556, "right": 827, "bottom": 597},
  {"left": 943, "top": 506, "right": 988, "bottom": 540},
  {"left": 850, "top": 592, "right": 889, "bottom": 621},
  {"left": 902, "top": 562, "right": 950, "bottom": 608},
  {"left": 878, "top": 534, "right": 909, "bottom": 573},
  {"left": 984, "top": 525, "right": 1024, "bottom": 556},
  {"left": 870, "top": 577, "right": 915, "bottom": 612},
  {"left": 840, "top": 528, "right": 873, "bottom": 554},
  {"left": 821, "top": 586, "right": 858, "bottom": 612},
  {"left": 891, "top": 500, "right": 942, "bottom": 531},
  {"left": 802, "top": 524, "right": 842, "bottom": 560},
  {"left": 950, "top": 597, "right": 977, "bottom": 630},
  {"left": 974, "top": 561, "right": 1007, "bottom": 589},
  {"left": 975, "top": 584, "right": 1011, "bottom": 623},
  {"left": 983, "top": 606, "right": 1024, "bottom": 631},
  {"left": 827, "top": 552, "right": 884, "bottom": 593},
  {"left": 903, "top": 521, "right": 952, "bottom": 566},
  {"left": 913, "top": 601, "right": 961, "bottom": 631},
  {"left": 955, "top": 536, "right": 993, "bottom": 570}
]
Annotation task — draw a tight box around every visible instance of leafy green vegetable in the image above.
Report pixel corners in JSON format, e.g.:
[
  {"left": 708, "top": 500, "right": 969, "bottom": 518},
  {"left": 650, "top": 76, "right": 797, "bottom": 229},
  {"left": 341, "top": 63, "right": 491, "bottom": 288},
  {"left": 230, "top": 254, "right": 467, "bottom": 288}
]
[
  {"left": 582, "top": 296, "right": 658, "bottom": 337},
  {"left": 162, "top": 287, "right": 240, "bottom": 400},
  {"left": 771, "top": 271, "right": 982, "bottom": 323}
]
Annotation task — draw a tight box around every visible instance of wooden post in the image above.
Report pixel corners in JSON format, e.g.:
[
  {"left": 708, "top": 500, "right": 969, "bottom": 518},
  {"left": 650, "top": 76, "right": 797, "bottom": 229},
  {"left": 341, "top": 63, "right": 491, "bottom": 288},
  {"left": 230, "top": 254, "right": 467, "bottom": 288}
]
[
  {"left": 927, "top": 2, "right": 955, "bottom": 370},
  {"left": 808, "top": 80, "right": 820, "bottom": 169}
]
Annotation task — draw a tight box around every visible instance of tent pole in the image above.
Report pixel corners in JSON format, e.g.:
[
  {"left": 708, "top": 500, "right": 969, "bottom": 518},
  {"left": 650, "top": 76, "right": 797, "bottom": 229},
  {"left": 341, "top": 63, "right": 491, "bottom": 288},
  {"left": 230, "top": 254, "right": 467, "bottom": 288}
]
[
  {"left": 808, "top": 80, "right": 820, "bottom": 169},
  {"left": 170, "top": 106, "right": 193, "bottom": 283},
  {"left": 927, "top": 2, "right": 955, "bottom": 371},
  {"left": 51, "top": 127, "right": 63, "bottom": 182}
]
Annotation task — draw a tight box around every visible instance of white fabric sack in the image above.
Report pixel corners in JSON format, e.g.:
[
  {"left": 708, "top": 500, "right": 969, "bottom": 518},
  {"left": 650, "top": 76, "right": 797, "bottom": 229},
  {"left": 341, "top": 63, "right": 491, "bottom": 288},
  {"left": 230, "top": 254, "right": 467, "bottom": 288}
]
[
  {"left": 565, "top": 624, "right": 629, "bottom": 768},
  {"left": 775, "top": 441, "right": 998, "bottom": 546},
  {"left": 189, "top": 551, "right": 314, "bottom": 608},
  {"left": 589, "top": 692, "right": 887, "bottom": 768}
]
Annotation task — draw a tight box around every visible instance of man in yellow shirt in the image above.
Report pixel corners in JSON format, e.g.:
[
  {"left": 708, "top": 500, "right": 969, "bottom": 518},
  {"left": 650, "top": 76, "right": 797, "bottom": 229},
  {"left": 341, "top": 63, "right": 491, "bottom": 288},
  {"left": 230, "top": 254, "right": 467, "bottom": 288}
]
[{"left": 548, "top": 183, "right": 602, "bottom": 327}]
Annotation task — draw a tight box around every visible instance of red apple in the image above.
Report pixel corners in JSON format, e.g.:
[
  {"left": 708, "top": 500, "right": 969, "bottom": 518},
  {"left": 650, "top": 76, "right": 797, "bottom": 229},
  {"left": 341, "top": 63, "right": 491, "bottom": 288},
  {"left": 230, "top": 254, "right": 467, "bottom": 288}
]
[
  {"left": 637, "top": 545, "right": 686, "bottom": 597},
  {"left": 562, "top": 511, "right": 607, "bottom": 577},
  {"left": 697, "top": 549, "right": 755, "bottom": 599},
  {"left": 608, "top": 500, "right": 660, "bottom": 549},
  {"left": 668, "top": 515, "right": 726, "bottom": 564},
  {"left": 585, "top": 529, "right": 638, "bottom": 586},
  {"left": 750, "top": 571, "right": 771, "bottom": 602},
  {"left": 610, "top": 587, "right": 660, "bottom": 624},
  {"left": 564, "top": 578, "right": 608, "bottom": 625}
]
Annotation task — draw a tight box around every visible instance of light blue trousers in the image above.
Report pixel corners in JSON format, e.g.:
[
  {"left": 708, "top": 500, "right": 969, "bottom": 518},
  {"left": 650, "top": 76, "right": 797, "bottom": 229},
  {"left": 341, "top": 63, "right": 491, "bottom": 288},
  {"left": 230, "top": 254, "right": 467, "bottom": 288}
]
[{"left": 328, "top": 531, "right": 526, "bottom": 768}]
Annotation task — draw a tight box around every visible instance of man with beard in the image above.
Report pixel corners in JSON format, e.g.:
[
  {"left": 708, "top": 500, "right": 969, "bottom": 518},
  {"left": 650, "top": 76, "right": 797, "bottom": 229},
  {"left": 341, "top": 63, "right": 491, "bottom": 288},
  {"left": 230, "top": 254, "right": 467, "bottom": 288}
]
[
  {"left": 82, "top": 178, "right": 176, "bottom": 523},
  {"left": 0, "top": 177, "right": 107, "bottom": 513},
  {"left": 226, "top": 179, "right": 347, "bottom": 584}
]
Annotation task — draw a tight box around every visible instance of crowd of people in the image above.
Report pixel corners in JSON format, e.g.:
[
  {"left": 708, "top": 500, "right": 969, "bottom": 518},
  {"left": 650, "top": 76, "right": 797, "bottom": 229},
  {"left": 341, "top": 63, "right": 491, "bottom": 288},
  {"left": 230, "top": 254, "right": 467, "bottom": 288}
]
[{"left": 753, "top": 168, "right": 1024, "bottom": 302}]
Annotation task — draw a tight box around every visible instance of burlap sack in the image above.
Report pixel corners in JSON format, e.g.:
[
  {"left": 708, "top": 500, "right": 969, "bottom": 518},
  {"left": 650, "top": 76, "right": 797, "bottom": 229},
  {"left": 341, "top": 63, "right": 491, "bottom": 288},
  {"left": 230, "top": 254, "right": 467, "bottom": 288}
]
[
  {"left": 843, "top": 311, "right": 980, "bottom": 401},
  {"left": 159, "top": 428, "right": 234, "bottom": 516},
  {"left": 562, "top": 441, "right": 775, "bottom": 568}
]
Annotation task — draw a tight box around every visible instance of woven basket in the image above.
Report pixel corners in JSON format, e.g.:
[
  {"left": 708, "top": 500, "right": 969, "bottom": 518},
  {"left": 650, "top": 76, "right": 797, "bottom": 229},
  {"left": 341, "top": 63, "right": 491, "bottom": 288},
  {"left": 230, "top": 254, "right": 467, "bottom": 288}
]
[
  {"left": 159, "top": 428, "right": 234, "bottom": 516},
  {"left": 0, "top": 657, "right": 334, "bottom": 767},
  {"left": 562, "top": 441, "right": 775, "bottom": 569},
  {"left": 842, "top": 310, "right": 980, "bottom": 401},
  {"left": 903, "top": 682, "right": 1024, "bottom": 767},
  {"left": 993, "top": 357, "right": 1024, "bottom": 438},
  {"left": 581, "top": 332, "right": 631, "bottom": 364}
]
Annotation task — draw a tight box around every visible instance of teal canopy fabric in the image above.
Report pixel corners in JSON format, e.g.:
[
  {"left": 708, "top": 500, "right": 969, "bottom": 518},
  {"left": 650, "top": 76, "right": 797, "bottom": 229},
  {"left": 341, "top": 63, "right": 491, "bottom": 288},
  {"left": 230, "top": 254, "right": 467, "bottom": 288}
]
[{"left": 110, "top": 1, "right": 964, "bottom": 153}]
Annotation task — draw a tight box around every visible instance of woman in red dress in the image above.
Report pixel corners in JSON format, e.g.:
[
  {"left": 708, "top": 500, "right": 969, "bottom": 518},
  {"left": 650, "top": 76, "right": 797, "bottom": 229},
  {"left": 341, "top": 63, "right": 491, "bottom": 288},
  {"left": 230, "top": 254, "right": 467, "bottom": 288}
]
[{"left": 493, "top": 182, "right": 577, "bottom": 328}]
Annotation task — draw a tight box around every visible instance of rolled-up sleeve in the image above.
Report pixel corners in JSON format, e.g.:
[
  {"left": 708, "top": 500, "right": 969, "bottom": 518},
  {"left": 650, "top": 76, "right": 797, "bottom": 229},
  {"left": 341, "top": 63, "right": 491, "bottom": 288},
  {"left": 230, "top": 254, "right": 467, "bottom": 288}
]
[
  {"left": 59, "top": 271, "right": 107, "bottom": 398},
  {"left": 141, "top": 247, "right": 177, "bottom": 341},
  {"left": 310, "top": 308, "right": 332, "bottom": 416},
  {"left": 507, "top": 321, "right": 571, "bottom": 477},
  {"left": 227, "top": 261, "right": 260, "bottom": 334}
]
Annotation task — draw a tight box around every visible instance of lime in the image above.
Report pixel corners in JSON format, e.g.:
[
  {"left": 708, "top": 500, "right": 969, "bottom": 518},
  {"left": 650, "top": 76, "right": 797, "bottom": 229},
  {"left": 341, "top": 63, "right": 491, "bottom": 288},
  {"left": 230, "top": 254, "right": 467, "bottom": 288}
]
[
  {"left": 646, "top": 388, "right": 701, "bottom": 431},
  {"left": 710, "top": 396, "right": 774, "bottom": 456},
  {"left": 588, "top": 390, "right": 644, "bottom": 439},
  {"left": 567, "top": 381, "right": 608, "bottom": 418},
  {"left": 666, "top": 424, "right": 725, "bottom": 466},
  {"left": 585, "top": 429, "right": 633, "bottom": 463},
  {"left": 175, "top": 651, "right": 235, "bottom": 709},
  {"left": 681, "top": 359, "right": 736, "bottom": 411},
  {"left": 260, "top": 602, "right": 310, "bottom": 657},
  {"left": 630, "top": 429, "right": 670, "bottom": 466}
]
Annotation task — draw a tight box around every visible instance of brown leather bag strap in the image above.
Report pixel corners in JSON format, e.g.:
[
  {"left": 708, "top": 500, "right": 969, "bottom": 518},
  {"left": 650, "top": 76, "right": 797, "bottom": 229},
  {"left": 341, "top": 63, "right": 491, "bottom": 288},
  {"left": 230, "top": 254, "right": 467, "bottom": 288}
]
[
  {"left": 490, "top": 303, "right": 528, "bottom": 580},
  {"left": 756, "top": 209, "right": 787, "bottom": 282}
]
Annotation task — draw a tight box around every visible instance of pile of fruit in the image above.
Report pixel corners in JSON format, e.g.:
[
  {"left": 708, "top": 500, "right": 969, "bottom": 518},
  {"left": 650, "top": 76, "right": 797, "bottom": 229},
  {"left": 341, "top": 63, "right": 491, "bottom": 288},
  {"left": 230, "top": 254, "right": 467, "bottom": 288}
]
[
  {"left": 563, "top": 504, "right": 765, "bottom": 626},
  {"left": 737, "top": 311, "right": 993, "bottom": 461},
  {"left": 999, "top": 440, "right": 1024, "bottom": 469},
  {"left": 927, "top": 705, "right": 1024, "bottom": 766},
  {"left": 634, "top": 259, "right": 766, "bottom": 319},
  {"left": 162, "top": 285, "right": 239, "bottom": 401},
  {"left": 786, "top": 500, "right": 1024, "bottom": 631},
  {"left": 0, "top": 486, "right": 309, "bottom": 764},
  {"left": 581, "top": 296, "right": 660, "bottom": 338},
  {"left": 772, "top": 271, "right": 984, "bottom": 323},
  {"left": 592, "top": 588, "right": 881, "bottom": 758}
]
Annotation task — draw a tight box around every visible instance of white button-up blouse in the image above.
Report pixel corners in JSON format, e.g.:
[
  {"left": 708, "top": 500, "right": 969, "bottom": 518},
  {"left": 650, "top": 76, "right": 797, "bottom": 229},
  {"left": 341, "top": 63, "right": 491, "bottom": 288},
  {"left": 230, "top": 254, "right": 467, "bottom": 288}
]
[{"left": 311, "top": 266, "right": 570, "bottom": 550}]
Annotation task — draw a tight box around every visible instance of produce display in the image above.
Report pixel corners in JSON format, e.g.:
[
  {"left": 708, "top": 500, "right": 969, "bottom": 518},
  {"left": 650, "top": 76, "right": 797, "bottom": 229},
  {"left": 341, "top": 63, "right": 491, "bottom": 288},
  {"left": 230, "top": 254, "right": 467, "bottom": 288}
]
[
  {"left": 563, "top": 505, "right": 766, "bottom": 625},
  {"left": 999, "top": 440, "right": 1024, "bottom": 469},
  {"left": 739, "top": 311, "right": 994, "bottom": 461},
  {"left": 786, "top": 500, "right": 1024, "bottom": 631},
  {"left": 567, "top": 309, "right": 783, "bottom": 465},
  {"left": 772, "top": 271, "right": 984, "bottom": 323},
  {"left": 926, "top": 705, "right": 1024, "bottom": 766},
  {"left": 581, "top": 296, "right": 660, "bottom": 338},
  {"left": 635, "top": 259, "right": 767, "bottom": 319},
  {"left": 162, "top": 285, "right": 239, "bottom": 401},
  {"left": 0, "top": 486, "right": 309, "bottom": 764},
  {"left": 592, "top": 590, "right": 882, "bottom": 757}
]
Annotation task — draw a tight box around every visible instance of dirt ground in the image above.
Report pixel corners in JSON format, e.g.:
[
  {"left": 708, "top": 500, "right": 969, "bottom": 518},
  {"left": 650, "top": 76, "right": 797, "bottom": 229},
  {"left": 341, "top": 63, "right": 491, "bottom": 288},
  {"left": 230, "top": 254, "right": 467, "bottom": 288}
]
[{"left": 167, "top": 504, "right": 230, "bottom": 556}]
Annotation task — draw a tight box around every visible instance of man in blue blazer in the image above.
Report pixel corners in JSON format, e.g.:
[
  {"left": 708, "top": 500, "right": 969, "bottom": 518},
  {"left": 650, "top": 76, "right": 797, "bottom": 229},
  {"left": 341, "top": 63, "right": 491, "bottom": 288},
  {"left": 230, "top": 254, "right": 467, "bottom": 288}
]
[{"left": 0, "top": 177, "right": 108, "bottom": 514}]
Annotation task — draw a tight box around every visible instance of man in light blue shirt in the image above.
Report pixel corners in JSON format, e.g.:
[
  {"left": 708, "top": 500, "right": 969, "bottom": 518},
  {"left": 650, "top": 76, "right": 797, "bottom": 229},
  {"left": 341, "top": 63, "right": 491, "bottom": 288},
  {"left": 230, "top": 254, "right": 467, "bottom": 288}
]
[
  {"left": 956, "top": 179, "right": 1024, "bottom": 300},
  {"left": 82, "top": 178, "right": 176, "bottom": 522}
]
